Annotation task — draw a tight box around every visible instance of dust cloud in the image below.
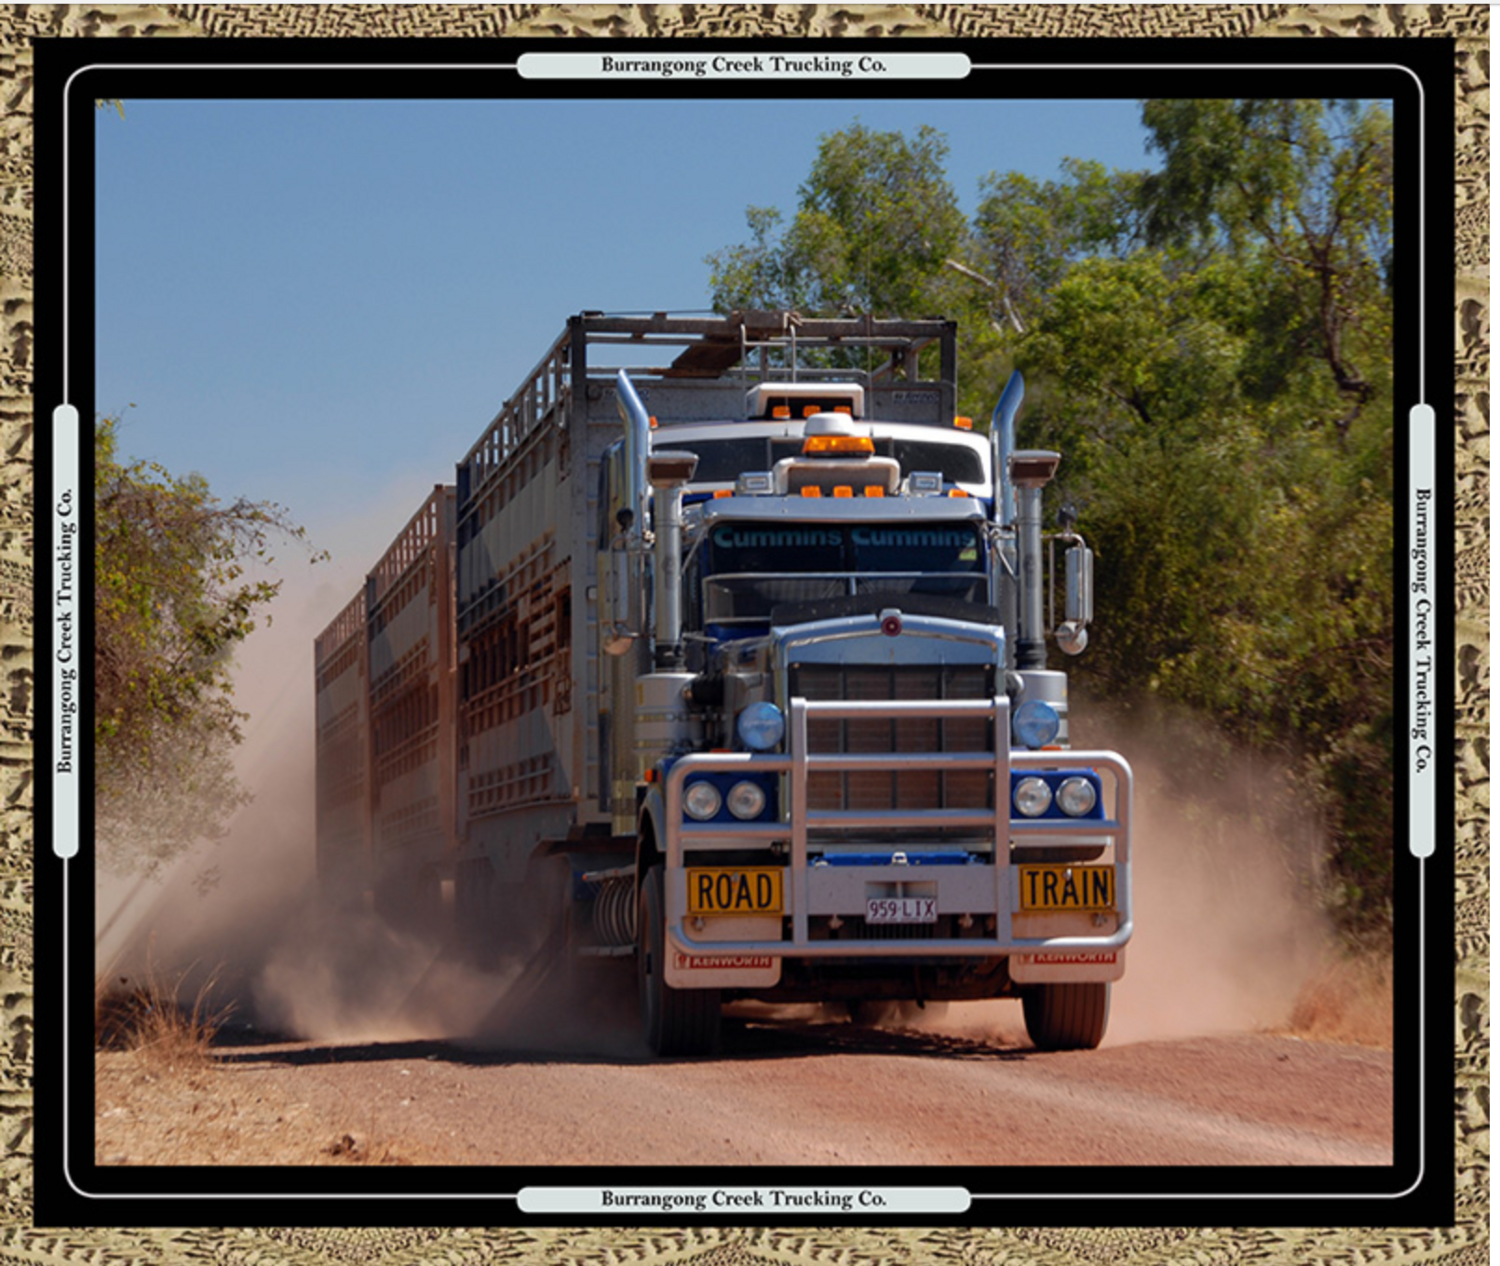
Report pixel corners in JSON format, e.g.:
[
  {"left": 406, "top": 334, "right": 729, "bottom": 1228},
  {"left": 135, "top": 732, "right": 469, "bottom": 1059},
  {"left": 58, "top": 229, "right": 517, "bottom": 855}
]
[
  {"left": 98, "top": 510, "right": 1388, "bottom": 1055},
  {"left": 739, "top": 691, "right": 1383, "bottom": 1054},
  {"left": 1093, "top": 699, "right": 1336, "bottom": 1045},
  {"left": 935, "top": 697, "right": 1391, "bottom": 1050},
  {"left": 93, "top": 488, "right": 609, "bottom": 1053}
]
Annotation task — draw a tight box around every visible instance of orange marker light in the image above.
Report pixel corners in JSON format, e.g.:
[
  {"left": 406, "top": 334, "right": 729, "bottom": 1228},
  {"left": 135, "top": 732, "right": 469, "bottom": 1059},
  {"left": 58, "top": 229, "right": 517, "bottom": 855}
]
[
  {"left": 864, "top": 485, "right": 886, "bottom": 498},
  {"left": 800, "top": 486, "right": 822, "bottom": 498},
  {"left": 803, "top": 434, "right": 876, "bottom": 456},
  {"left": 713, "top": 489, "right": 733, "bottom": 499},
  {"left": 948, "top": 488, "right": 969, "bottom": 497},
  {"left": 773, "top": 405, "right": 792, "bottom": 419},
  {"left": 954, "top": 416, "right": 974, "bottom": 430},
  {"left": 833, "top": 485, "right": 853, "bottom": 498}
]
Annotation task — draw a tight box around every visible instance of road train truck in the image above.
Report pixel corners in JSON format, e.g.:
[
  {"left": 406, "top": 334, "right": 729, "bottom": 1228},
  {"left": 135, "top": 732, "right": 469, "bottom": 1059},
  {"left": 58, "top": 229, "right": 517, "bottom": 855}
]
[{"left": 314, "top": 312, "right": 1133, "bottom": 1056}]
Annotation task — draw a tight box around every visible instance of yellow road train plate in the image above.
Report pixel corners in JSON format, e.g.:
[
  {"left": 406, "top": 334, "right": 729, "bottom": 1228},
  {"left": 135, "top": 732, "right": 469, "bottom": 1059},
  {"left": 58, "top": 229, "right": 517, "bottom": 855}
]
[
  {"left": 1018, "top": 864, "right": 1115, "bottom": 911},
  {"left": 687, "top": 867, "right": 784, "bottom": 916}
]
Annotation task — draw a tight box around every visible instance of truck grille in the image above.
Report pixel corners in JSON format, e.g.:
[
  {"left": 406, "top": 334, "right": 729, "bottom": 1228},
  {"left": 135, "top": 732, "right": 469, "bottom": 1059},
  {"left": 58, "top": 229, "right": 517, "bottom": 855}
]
[
  {"left": 848, "top": 917, "right": 939, "bottom": 940},
  {"left": 789, "top": 665, "right": 994, "bottom": 830}
]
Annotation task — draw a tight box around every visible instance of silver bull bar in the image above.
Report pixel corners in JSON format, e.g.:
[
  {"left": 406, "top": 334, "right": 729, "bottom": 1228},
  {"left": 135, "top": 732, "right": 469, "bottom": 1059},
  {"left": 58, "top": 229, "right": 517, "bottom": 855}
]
[{"left": 660, "top": 695, "right": 1133, "bottom": 958}]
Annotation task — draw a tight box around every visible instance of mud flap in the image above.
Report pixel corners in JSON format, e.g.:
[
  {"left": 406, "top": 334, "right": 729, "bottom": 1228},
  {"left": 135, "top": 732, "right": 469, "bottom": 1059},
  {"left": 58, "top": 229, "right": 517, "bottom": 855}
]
[
  {"left": 660, "top": 875, "right": 781, "bottom": 988},
  {"left": 1009, "top": 948, "right": 1125, "bottom": 984},
  {"left": 664, "top": 948, "right": 782, "bottom": 990}
]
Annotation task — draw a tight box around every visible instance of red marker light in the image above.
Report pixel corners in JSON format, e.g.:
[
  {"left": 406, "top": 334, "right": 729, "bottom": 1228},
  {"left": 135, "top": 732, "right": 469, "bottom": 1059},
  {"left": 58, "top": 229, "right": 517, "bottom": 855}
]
[{"left": 881, "top": 613, "right": 903, "bottom": 637}]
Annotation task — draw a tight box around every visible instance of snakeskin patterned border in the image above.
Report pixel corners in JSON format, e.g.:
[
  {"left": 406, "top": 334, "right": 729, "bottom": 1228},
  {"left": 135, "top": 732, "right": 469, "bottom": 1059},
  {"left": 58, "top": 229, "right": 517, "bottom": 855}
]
[{"left": 0, "top": 4, "right": 1487, "bottom": 1263}]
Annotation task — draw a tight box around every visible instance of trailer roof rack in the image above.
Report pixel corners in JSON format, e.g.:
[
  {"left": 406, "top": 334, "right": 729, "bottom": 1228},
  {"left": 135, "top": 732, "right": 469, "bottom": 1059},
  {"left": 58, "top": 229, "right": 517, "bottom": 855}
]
[
  {"left": 570, "top": 311, "right": 957, "bottom": 385},
  {"left": 460, "top": 311, "right": 959, "bottom": 512}
]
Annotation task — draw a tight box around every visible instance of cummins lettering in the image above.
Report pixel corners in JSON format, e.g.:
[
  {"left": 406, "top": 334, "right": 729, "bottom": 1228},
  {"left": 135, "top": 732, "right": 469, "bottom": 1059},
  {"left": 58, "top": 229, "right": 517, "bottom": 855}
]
[
  {"left": 712, "top": 527, "right": 841, "bottom": 549},
  {"left": 850, "top": 528, "right": 973, "bottom": 549},
  {"left": 711, "top": 526, "right": 974, "bottom": 550}
]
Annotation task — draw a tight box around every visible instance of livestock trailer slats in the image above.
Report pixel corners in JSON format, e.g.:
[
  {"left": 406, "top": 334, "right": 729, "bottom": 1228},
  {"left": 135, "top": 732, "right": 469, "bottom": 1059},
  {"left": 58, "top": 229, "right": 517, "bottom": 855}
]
[
  {"left": 364, "top": 487, "right": 458, "bottom": 881},
  {"left": 454, "top": 331, "right": 589, "bottom": 867},
  {"left": 318, "top": 313, "right": 962, "bottom": 893},
  {"left": 313, "top": 588, "right": 370, "bottom": 892}
]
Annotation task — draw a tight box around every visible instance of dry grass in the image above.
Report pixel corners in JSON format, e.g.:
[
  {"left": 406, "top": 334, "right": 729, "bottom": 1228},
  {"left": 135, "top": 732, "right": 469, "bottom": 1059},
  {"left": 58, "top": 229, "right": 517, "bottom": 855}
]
[
  {"left": 93, "top": 958, "right": 426, "bottom": 1166},
  {"left": 1285, "top": 953, "right": 1394, "bottom": 1049},
  {"left": 94, "top": 964, "right": 233, "bottom": 1067},
  {"left": 94, "top": 966, "right": 418, "bottom": 1165},
  {"left": 96, "top": 1047, "right": 421, "bottom": 1166}
]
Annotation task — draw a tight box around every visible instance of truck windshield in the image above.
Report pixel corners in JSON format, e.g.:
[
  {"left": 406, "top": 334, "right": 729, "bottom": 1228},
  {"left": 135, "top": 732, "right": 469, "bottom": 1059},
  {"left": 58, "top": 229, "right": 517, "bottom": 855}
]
[{"left": 696, "top": 522, "right": 986, "bottom": 629}]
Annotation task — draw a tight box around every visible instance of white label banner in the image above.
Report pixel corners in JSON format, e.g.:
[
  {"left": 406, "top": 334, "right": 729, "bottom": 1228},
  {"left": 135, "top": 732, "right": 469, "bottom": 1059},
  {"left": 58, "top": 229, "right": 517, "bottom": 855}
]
[
  {"left": 1408, "top": 403, "right": 1435, "bottom": 858},
  {"left": 53, "top": 405, "right": 80, "bottom": 859},
  {"left": 518, "top": 1187, "right": 972, "bottom": 1215},
  {"left": 518, "top": 52, "right": 971, "bottom": 80}
]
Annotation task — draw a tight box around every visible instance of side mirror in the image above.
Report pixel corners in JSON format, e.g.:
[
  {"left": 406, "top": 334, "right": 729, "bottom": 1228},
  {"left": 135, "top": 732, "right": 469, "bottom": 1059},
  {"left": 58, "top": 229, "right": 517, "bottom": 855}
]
[
  {"left": 1065, "top": 542, "right": 1093, "bottom": 625},
  {"left": 1056, "top": 543, "right": 1093, "bottom": 656}
]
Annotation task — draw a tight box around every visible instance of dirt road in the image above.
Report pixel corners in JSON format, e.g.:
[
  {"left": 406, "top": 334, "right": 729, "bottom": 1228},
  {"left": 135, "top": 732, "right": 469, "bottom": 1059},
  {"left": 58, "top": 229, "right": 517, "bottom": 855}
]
[
  {"left": 96, "top": 994, "right": 1392, "bottom": 1168},
  {"left": 96, "top": 688, "right": 1395, "bottom": 1172}
]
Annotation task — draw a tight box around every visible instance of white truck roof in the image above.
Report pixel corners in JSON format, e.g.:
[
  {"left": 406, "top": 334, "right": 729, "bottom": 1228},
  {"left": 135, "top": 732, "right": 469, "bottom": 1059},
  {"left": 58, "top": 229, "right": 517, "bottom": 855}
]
[{"left": 654, "top": 412, "right": 992, "bottom": 499}]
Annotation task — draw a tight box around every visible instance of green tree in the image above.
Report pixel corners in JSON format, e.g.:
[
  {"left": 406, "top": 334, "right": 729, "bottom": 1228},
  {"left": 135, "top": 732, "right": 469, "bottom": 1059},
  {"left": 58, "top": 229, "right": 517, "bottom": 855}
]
[
  {"left": 94, "top": 416, "right": 313, "bottom": 875},
  {"left": 1139, "top": 98, "right": 1394, "bottom": 437},
  {"left": 708, "top": 123, "right": 966, "bottom": 320},
  {"left": 970, "top": 158, "right": 1147, "bottom": 333},
  {"left": 1005, "top": 101, "right": 1395, "bottom": 935},
  {"left": 707, "top": 102, "right": 1396, "bottom": 938},
  {"left": 705, "top": 204, "right": 802, "bottom": 313}
]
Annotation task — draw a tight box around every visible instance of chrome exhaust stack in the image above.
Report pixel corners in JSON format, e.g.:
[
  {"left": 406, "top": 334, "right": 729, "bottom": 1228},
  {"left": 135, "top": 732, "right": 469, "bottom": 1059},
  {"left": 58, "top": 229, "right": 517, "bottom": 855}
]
[
  {"left": 605, "top": 371, "right": 656, "bottom": 656},
  {"left": 648, "top": 450, "right": 699, "bottom": 669},
  {"left": 1009, "top": 449, "right": 1060, "bottom": 671},
  {"left": 991, "top": 370, "right": 1025, "bottom": 529}
]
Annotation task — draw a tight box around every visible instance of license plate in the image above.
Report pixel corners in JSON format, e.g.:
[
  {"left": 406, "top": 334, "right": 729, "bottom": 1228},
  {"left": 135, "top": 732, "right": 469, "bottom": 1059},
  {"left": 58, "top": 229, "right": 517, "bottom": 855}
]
[
  {"left": 866, "top": 897, "right": 938, "bottom": 924},
  {"left": 1018, "top": 865, "right": 1115, "bottom": 911},
  {"left": 687, "top": 867, "right": 783, "bottom": 916}
]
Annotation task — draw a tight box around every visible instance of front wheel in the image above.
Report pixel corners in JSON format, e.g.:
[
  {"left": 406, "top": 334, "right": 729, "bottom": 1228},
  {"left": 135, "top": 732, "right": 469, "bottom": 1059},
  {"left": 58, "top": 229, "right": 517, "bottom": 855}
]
[
  {"left": 638, "top": 865, "right": 721, "bottom": 1057},
  {"left": 1022, "top": 981, "right": 1110, "bottom": 1050}
]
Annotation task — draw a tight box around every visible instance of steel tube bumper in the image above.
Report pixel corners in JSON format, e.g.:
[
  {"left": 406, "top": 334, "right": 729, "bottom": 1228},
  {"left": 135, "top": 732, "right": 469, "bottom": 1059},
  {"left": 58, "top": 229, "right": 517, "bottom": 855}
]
[{"left": 659, "top": 697, "right": 1132, "bottom": 960}]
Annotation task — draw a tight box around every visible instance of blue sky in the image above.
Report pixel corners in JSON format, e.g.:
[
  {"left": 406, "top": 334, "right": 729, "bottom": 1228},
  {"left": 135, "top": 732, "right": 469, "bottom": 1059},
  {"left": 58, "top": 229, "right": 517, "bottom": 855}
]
[
  {"left": 94, "top": 96, "right": 1158, "bottom": 555},
  {"left": 92, "top": 95, "right": 1160, "bottom": 784}
]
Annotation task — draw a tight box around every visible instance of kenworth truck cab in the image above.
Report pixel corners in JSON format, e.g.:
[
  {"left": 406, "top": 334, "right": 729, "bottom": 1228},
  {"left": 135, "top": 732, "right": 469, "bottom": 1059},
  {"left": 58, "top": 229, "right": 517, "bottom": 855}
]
[
  {"left": 313, "top": 313, "right": 1132, "bottom": 1059},
  {"left": 594, "top": 321, "right": 1132, "bottom": 1056}
]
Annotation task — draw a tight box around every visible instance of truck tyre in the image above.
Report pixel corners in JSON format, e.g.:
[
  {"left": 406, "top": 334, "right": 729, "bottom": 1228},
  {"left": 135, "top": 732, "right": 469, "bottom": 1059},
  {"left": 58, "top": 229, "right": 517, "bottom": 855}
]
[
  {"left": 1022, "top": 982, "right": 1110, "bottom": 1051},
  {"left": 638, "top": 865, "right": 721, "bottom": 1057},
  {"left": 530, "top": 852, "right": 579, "bottom": 993}
]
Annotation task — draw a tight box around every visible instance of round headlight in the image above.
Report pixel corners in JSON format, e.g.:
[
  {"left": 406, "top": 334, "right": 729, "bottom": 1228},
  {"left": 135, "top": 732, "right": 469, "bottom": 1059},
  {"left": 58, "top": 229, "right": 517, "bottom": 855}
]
[
  {"left": 1013, "top": 699, "right": 1061, "bottom": 749},
  {"left": 1013, "top": 776, "right": 1053, "bottom": 818},
  {"left": 1056, "top": 775, "right": 1098, "bottom": 817},
  {"left": 736, "top": 701, "right": 785, "bottom": 752},
  {"left": 726, "top": 780, "right": 767, "bottom": 820},
  {"left": 683, "top": 780, "right": 723, "bottom": 821}
]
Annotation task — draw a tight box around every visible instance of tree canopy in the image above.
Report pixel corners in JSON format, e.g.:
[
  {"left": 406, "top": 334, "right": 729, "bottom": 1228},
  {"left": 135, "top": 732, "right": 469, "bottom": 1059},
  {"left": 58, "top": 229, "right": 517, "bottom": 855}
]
[
  {"left": 707, "top": 100, "right": 1395, "bottom": 937},
  {"left": 94, "top": 416, "right": 313, "bottom": 875},
  {"left": 707, "top": 123, "right": 967, "bottom": 319}
]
